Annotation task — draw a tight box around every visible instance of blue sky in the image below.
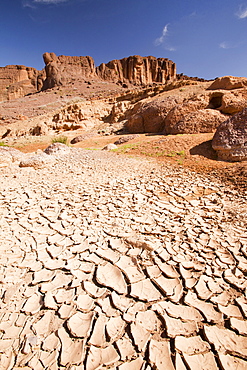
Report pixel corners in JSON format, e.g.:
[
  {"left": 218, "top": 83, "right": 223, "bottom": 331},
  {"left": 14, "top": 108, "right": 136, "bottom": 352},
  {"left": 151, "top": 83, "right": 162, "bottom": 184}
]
[{"left": 1, "top": 0, "right": 247, "bottom": 79}]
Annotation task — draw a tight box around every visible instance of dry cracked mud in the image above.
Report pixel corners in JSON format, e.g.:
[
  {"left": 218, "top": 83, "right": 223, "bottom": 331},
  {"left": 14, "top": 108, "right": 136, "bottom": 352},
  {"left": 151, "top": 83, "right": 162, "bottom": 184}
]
[{"left": 0, "top": 148, "right": 247, "bottom": 369}]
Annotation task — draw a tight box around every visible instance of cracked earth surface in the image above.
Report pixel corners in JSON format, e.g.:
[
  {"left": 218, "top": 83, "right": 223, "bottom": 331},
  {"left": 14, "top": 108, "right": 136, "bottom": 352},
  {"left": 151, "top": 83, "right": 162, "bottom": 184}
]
[{"left": 0, "top": 149, "right": 247, "bottom": 369}]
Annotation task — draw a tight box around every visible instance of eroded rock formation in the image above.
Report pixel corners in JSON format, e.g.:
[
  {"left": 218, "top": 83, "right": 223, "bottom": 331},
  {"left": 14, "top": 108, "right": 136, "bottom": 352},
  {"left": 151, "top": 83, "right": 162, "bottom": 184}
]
[
  {"left": 42, "top": 52, "right": 96, "bottom": 90},
  {"left": 97, "top": 55, "right": 176, "bottom": 85},
  {"left": 0, "top": 53, "right": 177, "bottom": 100},
  {"left": 208, "top": 76, "right": 247, "bottom": 90},
  {"left": 0, "top": 65, "right": 40, "bottom": 101},
  {"left": 212, "top": 108, "right": 247, "bottom": 161}
]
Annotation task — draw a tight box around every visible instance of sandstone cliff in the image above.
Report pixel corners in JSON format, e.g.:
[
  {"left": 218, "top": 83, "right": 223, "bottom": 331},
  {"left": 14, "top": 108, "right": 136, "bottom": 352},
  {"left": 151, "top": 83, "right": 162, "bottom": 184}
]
[
  {"left": 0, "top": 65, "right": 40, "bottom": 101},
  {"left": 0, "top": 53, "right": 176, "bottom": 100},
  {"left": 42, "top": 52, "right": 96, "bottom": 90},
  {"left": 96, "top": 55, "right": 176, "bottom": 85}
]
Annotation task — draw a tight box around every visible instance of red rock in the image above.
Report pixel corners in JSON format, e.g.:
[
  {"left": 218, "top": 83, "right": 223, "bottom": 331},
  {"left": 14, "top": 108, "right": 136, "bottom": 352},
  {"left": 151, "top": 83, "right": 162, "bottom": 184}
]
[
  {"left": 0, "top": 64, "right": 40, "bottom": 101},
  {"left": 97, "top": 55, "right": 176, "bottom": 85},
  {"left": 212, "top": 108, "right": 247, "bottom": 161},
  {"left": 208, "top": 76, "right": 247, "bottom": 90}
]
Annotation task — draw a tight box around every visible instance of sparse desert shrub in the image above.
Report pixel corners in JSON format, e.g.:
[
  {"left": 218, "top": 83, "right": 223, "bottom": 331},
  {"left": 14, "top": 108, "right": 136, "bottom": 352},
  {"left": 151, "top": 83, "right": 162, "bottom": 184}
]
[{"left": 52, "top": 136, "right": 68, "bottom": 145}]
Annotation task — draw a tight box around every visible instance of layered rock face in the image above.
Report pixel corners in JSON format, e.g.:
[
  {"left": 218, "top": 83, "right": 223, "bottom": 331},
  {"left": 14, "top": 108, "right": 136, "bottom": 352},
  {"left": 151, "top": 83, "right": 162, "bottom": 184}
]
[
  {"left": 0, "top": 65, "right": 40, "bottom": 101},
  {"left": 97, "top": 55, "right": 176, "bottom": 85},
  {"left": 0, "top": 53, "right": 176, "bottom": 100},
  {"left": 212, "top": 108, "right": 247, "bottom": 161},
  {"left": 42, "top": 52, "right": 96, "bottom": 90}
]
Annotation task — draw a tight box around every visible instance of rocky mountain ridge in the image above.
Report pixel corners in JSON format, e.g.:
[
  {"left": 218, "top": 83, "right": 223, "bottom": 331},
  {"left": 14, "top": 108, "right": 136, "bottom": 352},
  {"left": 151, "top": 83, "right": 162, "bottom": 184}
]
[{"left": 0, "top": 52, "right": 176, "bottom": 101}]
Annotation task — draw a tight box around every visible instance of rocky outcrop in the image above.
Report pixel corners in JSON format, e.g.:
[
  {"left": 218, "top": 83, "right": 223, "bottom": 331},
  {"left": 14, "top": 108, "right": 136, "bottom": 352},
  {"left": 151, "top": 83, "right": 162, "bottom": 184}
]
[
  {"left": 208, "top": 76, "right": 247, "bottom": 90},
  {"left": 97, "top": 55, "right": 176, "bottom": 85},
  {"left": 44, "top": 142, "right": 70, "bottom": 155},
  {"left": 208, "top": 91, "right": 247, "bottom": 115},
  {"left": 0, "top": 53, "right": 176, "bottom": 99},
  {"left": 212, "top": 108, "right": 247, "bottom": 161},
  {"left": 42, "top": 52, "right": 96, "bottom": 90},
  {"left": 126, "top": 95, "right": 183, "bottom": 134},
  {"left": 0, "top": 65, "right": 40, "bottom": 101},
  {"left": 169, "top": 109, "right": 227, "bottom": 134},
  {"left": 164, "top": 99, "right": 209, "bottom": 134},
  {"left": 51, "top": 100, "right": 112, "bottom": 131}
]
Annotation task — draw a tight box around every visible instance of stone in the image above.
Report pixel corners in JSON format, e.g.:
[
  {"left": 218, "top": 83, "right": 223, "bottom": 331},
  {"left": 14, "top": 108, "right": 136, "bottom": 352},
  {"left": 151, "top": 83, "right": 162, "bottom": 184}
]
[
  {"left": 102, "top": 143, "right": 118, "bottom": 151},
  {"left": 0, "top": 64, "right": 39, "bottom": 101},
  {"left": 169, "top": 109, "right": 227, "bottom": 134},
  {"left": 212, "top": 108, "right": 247, "bottom": 161},
  {"left": 96, "top": 263, "right": 127, "bottom": 294},
  {"left": 218, "top": 91, "right": 247, "bottom": 114},
  {"left": 19, "top": 153, "right": 55, "bottom": 169},
  {"left": 114, "top": 134, "right": 139, "bottom": 145},
  {"left": 208, "top": 76, "right": 247, "bottom": 90},
  {"left": 164, "top": 99, "right": 209, "bottom": 134},
  {"left": 44, "top": 142, "right": 70, "bottom": 155},
  {"left": 126, "top": 95, "right": 182, "bottom": 134}
]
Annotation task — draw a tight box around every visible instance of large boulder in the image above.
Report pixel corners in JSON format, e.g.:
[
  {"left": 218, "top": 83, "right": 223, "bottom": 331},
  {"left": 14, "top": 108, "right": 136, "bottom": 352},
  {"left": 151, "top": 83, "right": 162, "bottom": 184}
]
[
  {"left": 169, "top": 109, "right": 227, "bottom": 134},
  {"left": 44, "top": 142, "right": 70, "bottom": 155},
  {"left": 164, "top": 98, "right": 209, "bottom": 134},
  {"left": 126, "top": 95, "right": 183, "bottom": 133},
  {"left": 218, "top": 92, "right": 247, "bottom": 115},
  {"left": 19, "top": 153, "right": 55, "bottom": 169},
  {"left": 212, "top": 108, "right": 247, "bottom": 161},
  {"left": 208, "top": 76, "right": 247, "bottom": 90}
]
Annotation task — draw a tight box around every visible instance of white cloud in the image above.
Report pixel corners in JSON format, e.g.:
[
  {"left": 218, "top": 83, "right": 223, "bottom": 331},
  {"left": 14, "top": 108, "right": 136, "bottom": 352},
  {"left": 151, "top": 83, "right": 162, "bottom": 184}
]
[
  {"left": 154, "top": 24, "right": 176, "bottom": 51},
  {"left": 33, "top": 0, "right": 68, "bottom": 3},
  {"left": 154, "top": 24, "right": 169, "bottom": 46},
  {"left": 166, "top": 46, "right": 176, "bottom": 51},
  {"left": 219, "top": 42, "right": 230, "bottom": 49},
  {"left": 236, "top": 5, "right": 247, "bottom": 19}
]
